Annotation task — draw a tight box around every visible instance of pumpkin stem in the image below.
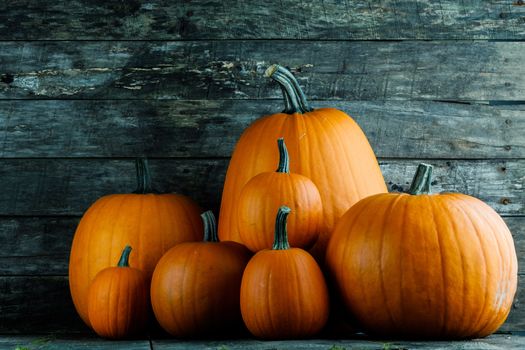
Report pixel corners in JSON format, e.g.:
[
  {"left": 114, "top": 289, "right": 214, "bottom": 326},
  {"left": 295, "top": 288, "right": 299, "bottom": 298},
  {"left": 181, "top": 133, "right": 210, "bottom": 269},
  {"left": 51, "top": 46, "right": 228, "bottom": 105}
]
[
  {"left": 265, "top": 64, "right": 313, "bottom": 114},
  {"left": 276, "top": 138, "right": 290, "bottom": 173},
  {"left": 272, "top": 206, "right": 291, "bottom": 250},
  {"left": 408, "top": 163, "right": 433, "bottom": 195},
  {"left": 133, "top": 158, "right": 157, "bottom": 194},
  {"left": 201, "top": 210, "right": 219, "bottom": 242},
  {"left": 117, "top": 245, "right": 132, "bottom": 267}
]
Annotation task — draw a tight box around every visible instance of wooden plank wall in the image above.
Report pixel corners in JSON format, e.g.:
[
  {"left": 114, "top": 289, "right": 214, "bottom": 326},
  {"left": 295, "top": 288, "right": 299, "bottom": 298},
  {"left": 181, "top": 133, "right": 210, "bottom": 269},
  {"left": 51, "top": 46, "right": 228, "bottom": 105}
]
[{"left": 0, "top": 0, "right": 523, "bottom": 333}]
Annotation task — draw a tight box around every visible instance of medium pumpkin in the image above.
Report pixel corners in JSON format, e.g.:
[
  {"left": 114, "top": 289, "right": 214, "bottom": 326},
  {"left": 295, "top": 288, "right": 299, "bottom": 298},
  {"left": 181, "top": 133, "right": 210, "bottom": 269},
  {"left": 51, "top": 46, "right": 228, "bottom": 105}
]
[
  {"left": 150, "top": 211, "right": 251, "bottom": 338},
  {"left": 326, "top": 163, "right": 518, "bottom": 339},
  {"left": 237, "top": 138, "right": 322, "bottom": 252},
  {"left": 240, "top": 206, "right": 329, "bottom": 339},
  {"left": 88, "top": 246, "right": 149, "bottom": 339},
  {"left": 69, "top": 159, "right": 202, "bottom": 326},
  {"left": 219, "top": 64, "right": 386, "bottom": 258}
]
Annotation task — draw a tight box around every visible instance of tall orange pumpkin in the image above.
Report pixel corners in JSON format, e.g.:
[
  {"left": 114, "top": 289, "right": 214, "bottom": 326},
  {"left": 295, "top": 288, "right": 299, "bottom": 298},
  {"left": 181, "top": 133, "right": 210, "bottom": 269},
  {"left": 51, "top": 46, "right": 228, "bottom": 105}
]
[
  {"left": 326, "top": 163, "right": 518, "bottom": 339},
  {"left": 237, "top": 138, "right": 322, "bottom": 252},
  {"left": 218, "top": 64, "right": 386, "bottom": 257},
  {"left": 69, "top": 159, "right": 202, "bottom": 327}
]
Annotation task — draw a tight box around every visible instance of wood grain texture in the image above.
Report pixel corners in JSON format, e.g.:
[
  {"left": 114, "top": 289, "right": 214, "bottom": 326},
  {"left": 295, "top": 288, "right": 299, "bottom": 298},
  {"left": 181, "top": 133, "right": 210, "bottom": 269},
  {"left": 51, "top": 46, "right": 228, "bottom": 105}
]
[
  {"left": 0, "top": 217, "right": 78, "bottom": 276},
  {"left": 1, "top": 41, "right": 524, "bottom": 101},
  {"left": 2, "top": 336, "right": 151, "bottom": 349},
  {"left": 0, "top": 158, "right": 522, "bottom": 216},
  {"left": 2, "top": 216, "right": 523, "bottom": 277},
  {"left": 0, "top": 276, "right": 86, "bottom": 333},
  {"left": 0, "top": 99, "right": 522, "bottom": 159},
  {"left": 1, "top": 1, "right": 525, "bottom": 40},
  {"left": 0, "top": 275, "right": 523, "bottom": 334},
  {"left": 152, "top": 334, "right": 525, "bottom": 350}
]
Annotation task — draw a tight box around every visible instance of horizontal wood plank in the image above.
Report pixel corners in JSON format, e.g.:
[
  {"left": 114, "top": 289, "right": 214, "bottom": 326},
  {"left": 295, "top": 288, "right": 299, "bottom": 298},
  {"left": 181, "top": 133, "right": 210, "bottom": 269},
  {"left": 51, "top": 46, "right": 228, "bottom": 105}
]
[
  {"left": 2, "top": 216, "right": 524, "bottom": 276},
  {"left": 1, "top": 41, "right": 525, "bottom": 101},
  {"left": 0, "top": 100, "right": 523, "bottom": 159},
  {"left": 1, "top": 336, "right": 151, "bottom": 349},
  {"left": 1, "top": 1, "right": 525, "bottom": 40},
  {"left": 1, "top": 275, "right": 523, "bottom": 334},
  {"left": 152, "top": 335, "right": 525, "bottom": 350},
  {"left": 0, "top": 276, "right": 86, "bottom": 333},
  {"left": 0, "top": 158, "right": 521, "bottom": 216}
]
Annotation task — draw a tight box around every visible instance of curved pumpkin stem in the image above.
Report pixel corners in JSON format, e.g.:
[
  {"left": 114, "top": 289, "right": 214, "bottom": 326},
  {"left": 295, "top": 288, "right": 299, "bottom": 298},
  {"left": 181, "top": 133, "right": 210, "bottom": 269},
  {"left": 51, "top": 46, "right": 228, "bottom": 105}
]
[
  {"left": 276, "top": 138, "right": 290, "bottom": 174},
  {"left": 201, "top": 210, "right": 219, "bottom": 242},
  {"left": 134, "top": 158, "right": 157, "bottom": 194},
  {"left": 265, "top": 64, "right": 313, "bottom": 114},
  {"left": 408, "top": 163, "right": 433, "bottom": 195},
  {"left": 117, "top": 245, "right": 132, "bottom": 267},
  {"left": 272, "top": 206, "right": 292, "bottom": 250}
]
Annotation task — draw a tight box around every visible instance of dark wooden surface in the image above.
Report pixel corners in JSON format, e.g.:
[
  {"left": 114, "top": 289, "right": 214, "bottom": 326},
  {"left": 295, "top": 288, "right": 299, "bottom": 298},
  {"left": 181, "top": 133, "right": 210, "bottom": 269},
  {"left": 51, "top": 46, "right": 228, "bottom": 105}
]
[
  {"left": 2, "top": 334, "right": 525, "bottom": 350},
  {"left": 1, "top": 0, "right": 525, "bottom": 40},
  {"left": 1, "top": 41, "right": 525, "bottom": 101},
  {"left": 0, "top": 0, "right": 523, "bottom": 336}
]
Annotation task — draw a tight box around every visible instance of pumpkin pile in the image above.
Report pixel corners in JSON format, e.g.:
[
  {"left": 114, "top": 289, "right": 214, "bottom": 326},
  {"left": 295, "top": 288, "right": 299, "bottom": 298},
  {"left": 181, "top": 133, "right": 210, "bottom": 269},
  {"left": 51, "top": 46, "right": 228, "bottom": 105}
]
[{"left": 69, "top": 65, "right": 517, "bottom": 340}]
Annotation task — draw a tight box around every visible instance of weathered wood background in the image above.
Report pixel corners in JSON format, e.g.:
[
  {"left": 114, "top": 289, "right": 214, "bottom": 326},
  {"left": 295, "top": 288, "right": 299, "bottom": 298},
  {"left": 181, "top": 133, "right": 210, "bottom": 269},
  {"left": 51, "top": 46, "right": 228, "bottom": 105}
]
[{"left": 0, "top": 0, "right": 524, "bottom": 334}]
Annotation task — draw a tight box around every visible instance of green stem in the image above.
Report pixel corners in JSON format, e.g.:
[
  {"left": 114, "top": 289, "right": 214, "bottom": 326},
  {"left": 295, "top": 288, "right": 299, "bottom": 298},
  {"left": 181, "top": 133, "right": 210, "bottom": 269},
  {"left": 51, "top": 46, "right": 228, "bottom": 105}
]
[
  {"left": 133, "top": 158, "right": 157, "bottom": 194},
  {"left": 408, "top": 163, "right": 433, "bottom": 195},
  {"left": 265, "top": 64, "right": 313, "bottom": 114},
  {"left": 201, "top": 210, "right": 219, "bottom": 242},
  {"left": 117, "top": 245, "right": 132, "bottom": 267},
  {"left": 272, "top": 206, "right": 291, "bottom": 250},
  {"left": 276, "top": 138, "right": 290, "bottom": 173}
]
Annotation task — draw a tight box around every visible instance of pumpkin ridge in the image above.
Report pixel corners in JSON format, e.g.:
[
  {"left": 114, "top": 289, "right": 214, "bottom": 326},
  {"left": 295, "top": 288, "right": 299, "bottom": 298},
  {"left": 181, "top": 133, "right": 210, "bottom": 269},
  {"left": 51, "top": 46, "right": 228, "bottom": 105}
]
[
  {"left": 445, "top": 197, "right": 490, "bottom": 336},
  {"left": 317, "top": 111, "right": 362, "bottom": 201},
  {"left": 354, "top": 195, "right": 389, "bottom": 329},
  {"left": 397, "top": 194, "right": 411, "bottom": 333},
  {"left": 436, "top": 195, "right": 467, "bottom": 337},
  {"left": 102, "top": 196, "right": 128, "bottom": 290},
  {"left": 378, "top": 194, "right": 406, "bottom": 332},
  {"left": 72, "top": 195, "right": 113, "bottom": 324},
  {"left": 466, "top": 199, "right": 507, "bottom": 336},
  {"left": 334, "top": 195, "right": 382, "bottom": 307},
  {"left": 466, "top": 199, "right": 512, "bottom": 336},
  {"left": 427, "top": 195, "right": 449, "bottom": 337}
]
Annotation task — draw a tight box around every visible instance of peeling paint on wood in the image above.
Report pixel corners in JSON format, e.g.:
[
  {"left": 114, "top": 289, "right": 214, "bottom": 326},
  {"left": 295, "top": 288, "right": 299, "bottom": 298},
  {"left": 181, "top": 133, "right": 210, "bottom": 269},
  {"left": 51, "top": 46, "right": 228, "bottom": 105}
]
[
  {"left": 0, "top": 100, "right": 522, "bottom": 159},
  {"left": 1, "top": 1, "right": 525, "bottom": 40},
  {"left": 0, "top": 41, "right": 524, "bottom": 101}
]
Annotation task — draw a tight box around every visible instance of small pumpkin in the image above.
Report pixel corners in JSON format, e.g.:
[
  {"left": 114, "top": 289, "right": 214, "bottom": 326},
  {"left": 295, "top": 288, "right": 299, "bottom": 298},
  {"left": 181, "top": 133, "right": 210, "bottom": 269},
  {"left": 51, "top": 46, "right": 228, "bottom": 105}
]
[
  {"left": 150, "top": 211, "right": 251, "bottom": 338},
  {"left": 240, "top": 206, "right": 329, "bottom": 339},
  {"left": 219, "top": 64, "right": 386, "bottom": 259},
  {"left": 237, "top": 138, "right": 322, "bottom": 252},
  {"left": 326, "top": 163, "right": 518, "bottom": 339},
  {"left": 88, "top": 245, "right": 149, "bottom": 339},
  {"left": 69, "top": 158, "right": 202, "bottom": 326}
]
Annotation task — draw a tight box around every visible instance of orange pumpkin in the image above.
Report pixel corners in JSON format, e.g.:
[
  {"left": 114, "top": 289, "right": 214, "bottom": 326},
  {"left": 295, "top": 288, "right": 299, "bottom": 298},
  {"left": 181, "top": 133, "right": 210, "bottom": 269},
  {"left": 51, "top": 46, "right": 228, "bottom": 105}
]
[
  {"left": 240, "top": 206, "right": 329, "bottom": 339},
  {"left": 326, "top": 163, "right": 518, "bottom": 339},
  {"left": 150, "top": 211, "right": 251, "bottom": 338},
  {"left": 69, "top": 159, "right": 202, "bottom": 326},
  {"left": 219, "top": 64, "right": 386, "bottom": 258},
  {"left": 237, "top": 138, "right": 322, "bottom": 252},
  {"left": 88, "top": 245, "right": 149, "bottom": 339}
]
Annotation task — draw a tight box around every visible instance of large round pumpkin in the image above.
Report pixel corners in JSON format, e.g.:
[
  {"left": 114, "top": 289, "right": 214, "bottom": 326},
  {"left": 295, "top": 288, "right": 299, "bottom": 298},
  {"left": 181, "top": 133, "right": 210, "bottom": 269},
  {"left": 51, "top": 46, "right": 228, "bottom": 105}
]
[
  {"left": 326, "top": 163, "right": 518, "bottom": 339},
  {"left": 150, "top": 211, "right": 251, "bottom": 338},
  {"left": 237, "top": 138, "right": 322, "bottom": 252},
  {"left": 219, "top": 64, "right": 386, "bottom": 258},
  {"left": 69, "top": 159, "right": 202, "bottom": 326}
]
